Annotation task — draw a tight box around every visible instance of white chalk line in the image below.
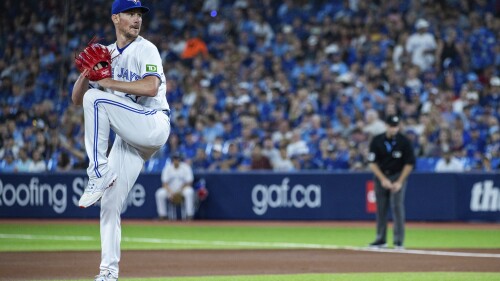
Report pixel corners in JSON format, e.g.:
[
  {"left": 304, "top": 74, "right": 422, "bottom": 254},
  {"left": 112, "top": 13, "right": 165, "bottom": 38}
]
[{"left": 1, "top": 233, "right": 499, "bottom": 258}]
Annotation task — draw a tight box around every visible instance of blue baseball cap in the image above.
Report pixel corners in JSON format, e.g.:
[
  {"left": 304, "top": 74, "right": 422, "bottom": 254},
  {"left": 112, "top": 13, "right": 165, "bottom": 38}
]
[{"left": 111, "top": 0, "right": 149, "bottom": 15}]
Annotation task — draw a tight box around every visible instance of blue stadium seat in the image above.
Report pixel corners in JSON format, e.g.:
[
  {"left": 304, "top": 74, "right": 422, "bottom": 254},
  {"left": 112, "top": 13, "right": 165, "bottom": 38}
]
[
  {"left": 416, "top": 157, "right": 439, "bottom": 172},
  {"left": 491, "top": 158, "right": 500, "bottom": 169}
]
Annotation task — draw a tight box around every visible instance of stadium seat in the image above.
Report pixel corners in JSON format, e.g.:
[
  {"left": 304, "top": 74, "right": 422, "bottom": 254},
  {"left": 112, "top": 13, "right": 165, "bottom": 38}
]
[{"left": 416, "top": 157, "right": 439, "bottom": 172}]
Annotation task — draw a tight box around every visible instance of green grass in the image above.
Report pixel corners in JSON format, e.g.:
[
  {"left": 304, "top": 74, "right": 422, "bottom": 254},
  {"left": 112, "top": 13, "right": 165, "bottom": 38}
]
[
  {"left": 2, "top": 222, "right": 500, "bottom": 281},
  {"left": 0, "top": 223, "right": 499, "bottom": 251},
  {"left": 40, "top": 272, "right": 500, "bottom": 281}
]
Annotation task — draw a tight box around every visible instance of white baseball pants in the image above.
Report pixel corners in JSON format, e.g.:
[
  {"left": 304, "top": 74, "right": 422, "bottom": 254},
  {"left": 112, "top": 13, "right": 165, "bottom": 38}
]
[{"left": 82, "top": 89, "right": 170, "bottom": 278}]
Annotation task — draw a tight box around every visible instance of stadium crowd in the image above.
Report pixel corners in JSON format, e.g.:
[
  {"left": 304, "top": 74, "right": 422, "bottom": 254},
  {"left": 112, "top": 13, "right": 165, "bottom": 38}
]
[{"left": 1, "top": 0, "right": 500, "bottom": 173}]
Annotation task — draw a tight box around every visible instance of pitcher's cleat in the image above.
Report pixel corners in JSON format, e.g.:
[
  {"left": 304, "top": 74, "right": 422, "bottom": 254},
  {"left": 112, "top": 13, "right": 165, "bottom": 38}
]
[
  {"left": 94, "top": 270, "right": 118, "bottom": 281},
  {"left": 79, "top": 172, "right": 117, "bottom": 208}
]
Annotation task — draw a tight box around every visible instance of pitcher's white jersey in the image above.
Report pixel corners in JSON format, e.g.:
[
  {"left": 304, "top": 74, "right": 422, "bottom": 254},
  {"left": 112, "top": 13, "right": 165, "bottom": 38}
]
[{"left": 107, "top": 36, "right": 169, "bottom": 110}]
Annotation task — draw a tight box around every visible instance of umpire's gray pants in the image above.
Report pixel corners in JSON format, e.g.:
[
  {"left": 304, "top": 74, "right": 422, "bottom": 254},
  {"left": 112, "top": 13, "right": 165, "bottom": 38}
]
[{"left": 374, "top": 173, "right": 407, "bottom": 245}]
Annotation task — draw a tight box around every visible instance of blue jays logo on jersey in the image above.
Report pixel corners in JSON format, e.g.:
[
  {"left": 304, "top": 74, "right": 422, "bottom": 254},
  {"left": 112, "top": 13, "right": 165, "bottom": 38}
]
[{"left": 117, "top": 67, "right": 140, "bottom": 81}]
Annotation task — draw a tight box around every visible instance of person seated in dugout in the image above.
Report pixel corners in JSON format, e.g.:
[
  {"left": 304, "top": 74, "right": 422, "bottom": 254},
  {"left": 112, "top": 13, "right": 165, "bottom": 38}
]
[{"left": 155, "top": 152, "right": 195, "bottom": 220}]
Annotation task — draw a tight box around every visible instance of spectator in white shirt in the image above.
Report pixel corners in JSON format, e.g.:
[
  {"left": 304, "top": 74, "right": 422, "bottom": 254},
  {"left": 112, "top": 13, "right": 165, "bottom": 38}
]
[
  {"left": 28, "top": 150, "right": 47, "bottom": 172},
  {"left": 253, "top": 13, "right": 274, "bottom": 44},
  {"left": 286, "top": 129, "right": 309, "bottom": 158},
  {"left": 435, "top": 149, "right": 465, "bottom": 172},
  {"left": 362, "top": 109, "right": 386, "bottom": 137},
  {"left": 261, "top": 137, "right": 280, "bottom": 164},
  {"left": 272, "top": 143, "right": 295, "bottom": 171},
  {"left": 271, "top": 120, "right": 293, "bottom": 144},
  {"left": 405, "top": 19, "right": 437, "bottom": 72}
]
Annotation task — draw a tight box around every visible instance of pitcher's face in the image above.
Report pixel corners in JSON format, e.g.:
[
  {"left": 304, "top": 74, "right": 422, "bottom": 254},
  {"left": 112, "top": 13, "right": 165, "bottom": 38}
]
[{"left": 113, "top": 9, "right": 143, "bottom": 40}]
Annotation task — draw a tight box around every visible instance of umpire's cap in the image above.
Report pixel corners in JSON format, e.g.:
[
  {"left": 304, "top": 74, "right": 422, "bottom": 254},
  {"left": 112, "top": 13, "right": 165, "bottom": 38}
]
[
  {"left": 385, "top": 115, "right": 400, "bottom": 127},
  {"left": 112, "top": 0, "right": 150, "bottom": 15}
]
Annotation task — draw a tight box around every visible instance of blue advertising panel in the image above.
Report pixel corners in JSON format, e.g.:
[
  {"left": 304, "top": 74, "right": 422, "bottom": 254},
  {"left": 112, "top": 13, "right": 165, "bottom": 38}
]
[
  {"left": 455, "top": 173, "right": 500, "bottom": 221},
  {"left": 1, "top": 172, "right": 499, "bottom": 221},
  {"left": 195, "top": 172, "right": 461, "bottom": 221},
  {"left": 196, "top": 172, "right": 374, "bottom": 220},
  {"left": 0, "top": 173, "right": 161, "bottom": 219},
  {"left": 405, "top": 173, "right": 458, "bottom": 221}
]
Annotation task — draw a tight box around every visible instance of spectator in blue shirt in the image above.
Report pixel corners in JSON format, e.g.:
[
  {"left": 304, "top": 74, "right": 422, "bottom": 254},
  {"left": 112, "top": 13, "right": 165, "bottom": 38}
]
[
  {"left": 172, "top": 116, "right": 192, "bottom": 143},
  {"left": 192, "top": 148, "right": 210, "bottom": 171},
  {"left": 207, "top": 144, "right": 225, "bottom": 171},
  {"left": 222, "top": 142, "right": 244, "bottom": 171},
  {"left": 1, "top": 150, "right": 16, "bottom": 172},
  {"left": 180, "top": 131, "right": 201, "bottom": 160},
  {"left": 298, "top": 151, "right": 323, "bottom": 170}
]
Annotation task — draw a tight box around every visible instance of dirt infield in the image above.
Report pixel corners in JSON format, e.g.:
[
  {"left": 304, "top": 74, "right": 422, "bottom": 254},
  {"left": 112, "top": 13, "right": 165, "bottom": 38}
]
[
  {"left": 2, "top": 248, "right": 500, "bottom": 280},
  {"left": 1, "top": 220, "right": 500, "bottom": 280}
]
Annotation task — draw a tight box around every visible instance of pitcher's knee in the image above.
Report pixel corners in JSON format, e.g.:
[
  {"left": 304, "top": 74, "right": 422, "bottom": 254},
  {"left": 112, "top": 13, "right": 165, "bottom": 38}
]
[{"left": 83, "top": 89, "right": 102, "bottom": 107}]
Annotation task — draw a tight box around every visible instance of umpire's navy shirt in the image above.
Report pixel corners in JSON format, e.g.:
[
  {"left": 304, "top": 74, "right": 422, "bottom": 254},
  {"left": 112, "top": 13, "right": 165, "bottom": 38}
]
[{"left": 368, "top": 132, "right": 416, "bottom": 176}]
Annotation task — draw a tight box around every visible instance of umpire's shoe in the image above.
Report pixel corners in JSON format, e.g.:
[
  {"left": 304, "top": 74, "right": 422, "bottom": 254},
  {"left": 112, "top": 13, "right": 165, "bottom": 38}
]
[
  {"left": 394, "top": 242, "right": 405, "bottom": 250},
  {"left": 94, "top": 270, "right": 118, "bottom": 281},
  {"left": 368, "top": 240, "right": 387, "bottom": 249},
  {"left": 79, "top": 172, "right": 117, "bottom": 208}
]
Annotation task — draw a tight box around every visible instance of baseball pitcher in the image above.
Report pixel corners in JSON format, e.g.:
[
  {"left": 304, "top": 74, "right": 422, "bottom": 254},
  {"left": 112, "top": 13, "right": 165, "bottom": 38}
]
[{"left": 72, "top": 0, "right": 170, "bottom": 280}]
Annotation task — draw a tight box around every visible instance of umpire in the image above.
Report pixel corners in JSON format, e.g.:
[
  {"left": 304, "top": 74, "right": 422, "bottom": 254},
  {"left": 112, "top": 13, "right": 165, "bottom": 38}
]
[{"left": 367, "top": 115, "right": 415, "bottom": 250}]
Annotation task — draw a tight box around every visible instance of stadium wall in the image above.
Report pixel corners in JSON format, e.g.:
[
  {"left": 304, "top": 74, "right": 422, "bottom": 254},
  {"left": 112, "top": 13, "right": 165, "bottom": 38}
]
[{"left": 0, "top": 172, "right": 499, "bottom": 222}]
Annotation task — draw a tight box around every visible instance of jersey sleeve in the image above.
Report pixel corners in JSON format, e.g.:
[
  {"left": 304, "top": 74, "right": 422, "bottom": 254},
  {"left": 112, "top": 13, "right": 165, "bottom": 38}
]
[{"left": 138, "top": 42, "right": 163, "bottom": 82}]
